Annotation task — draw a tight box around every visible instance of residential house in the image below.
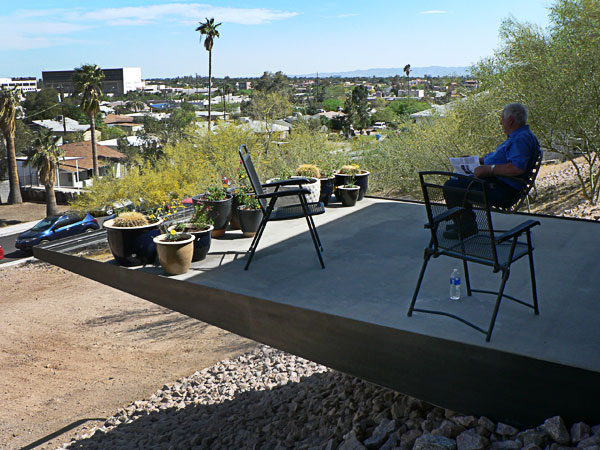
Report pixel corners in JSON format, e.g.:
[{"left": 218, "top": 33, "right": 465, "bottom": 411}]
[
  {"left": 31, "top": 116, "right": 100, "bottom": 142},
  {"left": 104, "top": 114, "right": 144, "bottom": 134},
  {"left": 18, "top": 141, "right": 128, "bottom": 188}
]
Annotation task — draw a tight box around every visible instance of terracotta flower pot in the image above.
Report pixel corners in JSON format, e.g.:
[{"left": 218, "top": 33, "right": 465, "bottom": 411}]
[
  {"left": 170, "top": 224, "right": 214, "bottom": 262},
  {"left": 153, "top": 233, "right": 194, "bottom": 275},
  {"left": 103, "top": 218, "right": 163, "bottom": 267}
]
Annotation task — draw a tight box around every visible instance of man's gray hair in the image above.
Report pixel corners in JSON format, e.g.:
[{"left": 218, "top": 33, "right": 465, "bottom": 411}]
[{"left": 502, "top": 103, "right": 528, "bottom": 125}]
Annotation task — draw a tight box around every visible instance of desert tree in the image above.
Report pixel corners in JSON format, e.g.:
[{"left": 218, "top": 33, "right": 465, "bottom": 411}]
[
  {"left": 0, "top": 87, "right": 23, "bottom": 204},
  {"left": 26, "top": 128, "right": 64, "bottom": 216},
  {"left": 73, "top": 64, "right": 104, "bottom": 177},
  {"left": 196, "top": 18, "right": 222, "bottom": 132}
]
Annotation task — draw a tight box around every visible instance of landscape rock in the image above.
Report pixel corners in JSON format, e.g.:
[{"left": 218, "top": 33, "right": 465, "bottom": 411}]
[
  {"left": 413, "top": 433, "right": 457, "bottom": 450},
  {"left": 571, "top": 423, "right": 592, "bottom": 444},
  {"left": 542, "top": 416, "right": 571, "bottom": 445},
  {"left": 457, "top": 429, "right": 490, "bottom": 450}
]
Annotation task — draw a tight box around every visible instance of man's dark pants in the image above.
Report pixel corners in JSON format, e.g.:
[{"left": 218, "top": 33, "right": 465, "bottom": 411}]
[{"left": 443, "top": 176, "right": 521, "bottom": 232}]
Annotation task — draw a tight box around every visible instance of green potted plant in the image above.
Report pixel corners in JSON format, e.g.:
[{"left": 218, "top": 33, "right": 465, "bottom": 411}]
[
  {"left": 172, "top": 205, "right": 214, "bottom": 262},
  {"left": 237, "top": 192, "right": 263, "bottom": 238},
  {"left": 334, "top": 164, "right": 369, "bottom": 201},
  {"left": 153, "top": 228, "right": 195, "bottom": 275},
  {"left": 193, "top": 184, "right": 232, "bottom": 237},
  {"left": 103, "top": 211, "right": 163, "bottom": 266},
  {"left": 336, "top": 178, "right": 360, "bottom": 207},
  {"left": 229, "top": 185, "right": 252, "bottom": 230}
]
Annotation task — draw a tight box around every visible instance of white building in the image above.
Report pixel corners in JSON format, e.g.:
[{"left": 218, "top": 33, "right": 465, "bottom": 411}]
[{"left": 0, "top": 77, "right": 37, "bottom": 93}]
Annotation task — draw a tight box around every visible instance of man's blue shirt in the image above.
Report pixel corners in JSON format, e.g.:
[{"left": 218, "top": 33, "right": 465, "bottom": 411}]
[{"left": 483, "top": 125, "right": 541, "bottom": 190}]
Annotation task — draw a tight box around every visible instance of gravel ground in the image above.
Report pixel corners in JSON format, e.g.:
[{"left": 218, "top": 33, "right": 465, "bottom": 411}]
[{"left": 55, "top": 346, "right": 600, "bottom": 450}]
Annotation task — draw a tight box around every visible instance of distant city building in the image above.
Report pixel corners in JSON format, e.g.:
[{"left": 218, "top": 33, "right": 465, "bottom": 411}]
[
  {"left": 42, "top": 67, "right": 143, "bottom": 95},
  {"left": 237, "top": 81, "right": 252, "bottom": 90},
  {"left": 0, "top": 77, "right": 37, "bottom": 93}
]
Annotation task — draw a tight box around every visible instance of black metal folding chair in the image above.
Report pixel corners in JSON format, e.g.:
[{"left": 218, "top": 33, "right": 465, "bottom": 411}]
[
  {"left": 407, "top": 171, "right": 540, "bottom": 341},
  {"left": 238, "top": 145, "right": 326, "bottom": 270},
  {"left": 492, "top": 151, "right": 543, "bottom": 214}
]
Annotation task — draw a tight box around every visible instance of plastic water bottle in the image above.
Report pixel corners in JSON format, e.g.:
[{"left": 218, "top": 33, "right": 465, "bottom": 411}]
[{"left": 450, "top": 268, "right": 461, "bottom": 301}]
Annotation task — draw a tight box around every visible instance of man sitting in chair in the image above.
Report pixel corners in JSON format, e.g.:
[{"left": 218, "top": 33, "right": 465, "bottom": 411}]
[{"left": 443, "top": 102, "right": 542, "bottom": 239}]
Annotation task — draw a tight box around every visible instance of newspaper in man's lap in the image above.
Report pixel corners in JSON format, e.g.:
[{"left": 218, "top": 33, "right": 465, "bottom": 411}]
[{"left": 449, "top": 156, "right": 480, "bottom": 175}]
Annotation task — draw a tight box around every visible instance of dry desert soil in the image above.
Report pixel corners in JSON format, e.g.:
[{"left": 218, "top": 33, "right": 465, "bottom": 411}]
[{"left": 0, "top": 261, "right": 256, "bottom": 450}]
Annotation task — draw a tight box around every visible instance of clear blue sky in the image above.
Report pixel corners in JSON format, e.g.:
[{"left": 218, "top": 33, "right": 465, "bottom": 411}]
[{"left": 1, "top": 0, "right": 552, "bottom": 79}]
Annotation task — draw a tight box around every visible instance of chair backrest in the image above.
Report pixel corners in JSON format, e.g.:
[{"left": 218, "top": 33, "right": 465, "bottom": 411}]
[
  {"left": 239, "top": 145, "right": 267, "bottom": 213},
  {"left": 494, "top": 151, "right": 543, "bottom": 213},
  {"left": 419, "top": 171, "right": 500, "bottom": 266}
]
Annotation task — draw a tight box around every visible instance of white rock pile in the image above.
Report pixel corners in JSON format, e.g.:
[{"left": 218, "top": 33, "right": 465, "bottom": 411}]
[{"left": 56, "top": 346, "right": 600, "bottom": 450}]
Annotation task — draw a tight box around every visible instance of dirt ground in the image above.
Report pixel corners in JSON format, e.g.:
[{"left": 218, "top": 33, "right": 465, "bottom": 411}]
[{"left": 0, "top": 262, "right": 256, "bottom": 450}]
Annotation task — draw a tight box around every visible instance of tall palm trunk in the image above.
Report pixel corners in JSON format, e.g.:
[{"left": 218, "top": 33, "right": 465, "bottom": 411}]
[
  {"left": 208, "top": 49, "right": 212, "bottom": 132},
  {"left": 6, "top": 134, "right": 22, "bottom": 204},
  {"left": 90, "top": 115, "right": 99, "bottom": 177},
  {"left": 44, "top": 184, "right": 58, "bottom": 216}
]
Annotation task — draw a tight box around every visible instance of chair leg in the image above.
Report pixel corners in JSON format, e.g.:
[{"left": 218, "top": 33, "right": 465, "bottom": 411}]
[
  {"left": 462, "top": 260, "right": 472, "bottom": 296},
  {"left": 302, "top": 206, "right": 325, "bottom": 269},
  {"left": 486, "top": 268, "right": 510, "bottom": 341},
  {"left": 526, "top": 231, "right": 539, "bottom": 315},
  {"left": 244, "top": 212, "right": 271, "bottom": 270},
  {"left": 307, "top": 213, "right": 323, "bottom": 251},
  {"left": 408, "top": 252, "right": 431, "bottom": 316}
]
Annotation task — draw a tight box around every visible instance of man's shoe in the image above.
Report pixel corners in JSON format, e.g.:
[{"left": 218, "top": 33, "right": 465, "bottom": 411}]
[{"left": 442, "top": 225, "right": 477, "bottom": 240}]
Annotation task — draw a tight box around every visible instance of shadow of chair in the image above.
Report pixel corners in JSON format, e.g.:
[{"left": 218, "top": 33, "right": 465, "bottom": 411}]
[
  {"left": 407, "top": 171, "right": 540, "bottom": 341},
  {"left": 238, "top": 144, "right": 326, "bottom": 270}
]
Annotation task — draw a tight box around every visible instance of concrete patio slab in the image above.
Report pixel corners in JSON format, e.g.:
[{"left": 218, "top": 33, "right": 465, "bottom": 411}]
[{"left": 34, "top": 198, "right": 600, "bottom": 426}]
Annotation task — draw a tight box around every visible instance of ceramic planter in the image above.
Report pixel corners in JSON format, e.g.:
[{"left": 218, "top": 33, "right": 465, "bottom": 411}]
[
  {"left": 337, "top": 186, "right": 360, "bottom": 207},
  {"left": 319, "top": 177, "right": 335, "bottom": 206},
  {"left": 264, "top": 177, "right": 320, "bottom": 208},
  {"left": 193, "top": 193, "right": 232, "bottom": 238},
  {"left": 237, "top": 206, "right": 263, "bottom": 237},
  {"left": 103, "top": 218, "right": 163, "bottom": 266},
  {"left": 229, "top": 193, "right": 243, "bottom": 230},
  {"left": 153, "top": 233, "right": 195, "bottom": 275},
  {"left": 172, "top": 224, "right": 214, "bottom": 262},
  {"left": 334, "top": 170, "right": 370, "bottom": 201}
]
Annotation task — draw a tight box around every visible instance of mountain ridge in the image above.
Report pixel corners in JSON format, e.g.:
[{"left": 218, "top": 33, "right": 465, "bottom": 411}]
[{"left": 298, "top": 66, "right": 469, "bottom": 78}]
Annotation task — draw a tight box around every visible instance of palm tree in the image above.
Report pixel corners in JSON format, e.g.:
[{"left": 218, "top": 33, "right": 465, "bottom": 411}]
[
  {"left": 196, "top": 18, "right": 222, "bottom": 132},
  {"left": 403, "top": 64, "right": 411, "bottom": 99},
  {"left": 73, "top": 64, "right": 104, "bottom": 177},
  {"left": 26, "top": 129, "right": 63, "bottom": 216},
  {"left": 0, "top": 87, "right": 23, "bottom": 204}
]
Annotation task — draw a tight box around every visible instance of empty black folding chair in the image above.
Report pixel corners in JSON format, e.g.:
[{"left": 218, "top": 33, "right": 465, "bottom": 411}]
[{"left": 238, "top": 144, "right": 326, "bottom": 270}]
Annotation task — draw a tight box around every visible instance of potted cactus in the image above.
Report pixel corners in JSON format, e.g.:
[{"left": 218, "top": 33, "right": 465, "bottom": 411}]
[
  {"left": 103, "top": 211, "right": 163, "bottom": 266},
  {"left": 170, "top": 205, "right": 214, "bottom": 262},
  {"left": 193, "top": 184, "right": 232, "bottom": 238},
  {"left": 237, "top": 193, "right": 263, "bottom": 238},
  {"left": 334, "top": 164, "right": 369, "bottom": 201},
  {"left": 153, "top": 229, "right": 195, "bottom": 275}
]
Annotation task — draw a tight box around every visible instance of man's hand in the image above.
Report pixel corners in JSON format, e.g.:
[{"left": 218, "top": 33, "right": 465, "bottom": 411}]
[{"left": 474, "top": 165, "right": 490, "bottom": 178}]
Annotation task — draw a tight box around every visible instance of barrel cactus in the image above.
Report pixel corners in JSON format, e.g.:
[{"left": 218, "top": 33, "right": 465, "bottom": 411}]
[
  {"left": 113, "top": 211, "right": 150, "bottom": 227},
  {"left": 296, "top": 164, "right": 321, "bottom": 178}
]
